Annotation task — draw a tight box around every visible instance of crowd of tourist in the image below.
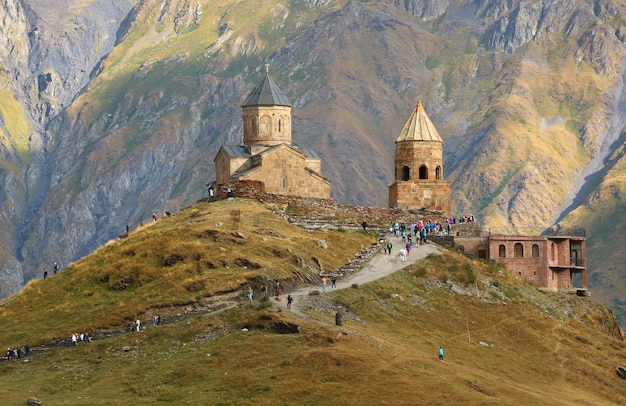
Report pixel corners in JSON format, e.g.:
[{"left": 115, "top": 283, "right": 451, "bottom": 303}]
[
  {"left": 71, "top": 331, "right": 93, "bottom": 346},
  {"left": 5, "top": 346, "right": 29, "bottom": 360}
]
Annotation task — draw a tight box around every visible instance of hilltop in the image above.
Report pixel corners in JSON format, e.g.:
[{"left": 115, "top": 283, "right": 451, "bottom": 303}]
[{"left": 0, "top": 198, "right": 625, "bottom": 405}]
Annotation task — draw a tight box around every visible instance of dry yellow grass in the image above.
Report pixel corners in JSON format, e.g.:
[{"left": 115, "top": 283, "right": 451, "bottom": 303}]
[
  {"left": 0, "top": 198, "right": 375, "bottom": 345},
  {"left": 0, "top": 198, "right": 624, "bottom": 405}
]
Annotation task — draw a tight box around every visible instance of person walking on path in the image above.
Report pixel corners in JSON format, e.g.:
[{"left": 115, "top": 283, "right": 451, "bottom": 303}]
[
  {"left": 406, "top": 242, "right": 411, "bottom": 255},
  {"left": 321, "top": 276, "right": 327, "bottom": 293},
  {"left": 274, "top": 282, "right": 280, "bottom": 297},
  {"left": 331, "top": 275, "right": 337, "bottom": 289},
  {"left": 287, "top": 295, "right": 293, "bottom": 310},
  {"left": 247, "top": 286, "right": 253, "bottom": 301},
  {"left": 439, "top": 347, "right": 444, "bottom": 362},
  {"left": 386, "top": 241, "right": 392, "bottom": 255},
  {"left": 399, "top": 248, "right": 407, "bottom": 262}
]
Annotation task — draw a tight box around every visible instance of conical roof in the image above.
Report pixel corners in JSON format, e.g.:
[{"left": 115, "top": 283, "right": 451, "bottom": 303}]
[
  {"left": 395, "top": 101, "right": 443, "bottom": 142},
  {"left": 242, "top": 67, "right": 292, "bottom": 107}
]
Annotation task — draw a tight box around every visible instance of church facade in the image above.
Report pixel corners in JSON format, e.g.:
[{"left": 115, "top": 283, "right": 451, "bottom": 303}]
[
  {"left": 214, "top": 68, "right": 330, "bottom": 198},
  {"left": 388, "top": 101, "right": 451, "bottom": 215}
]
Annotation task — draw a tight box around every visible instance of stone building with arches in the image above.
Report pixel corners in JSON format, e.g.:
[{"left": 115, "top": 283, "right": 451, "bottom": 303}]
[
  {"left": 388, "top": 101, "right": 450, "bottom": 215},
  {"left": 486, "top": 233, "right": 587, "bottom": 293},
  {"left": 449, "top": 227, "right": 587, "bottom": 293},
  {"left": 213, "top": 68, "right": 330, "bottom": 198}
]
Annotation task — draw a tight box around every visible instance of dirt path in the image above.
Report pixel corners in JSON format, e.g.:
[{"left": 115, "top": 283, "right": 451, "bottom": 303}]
[{"left": 274, "top": 234, "right": 440, "bottom": 318}]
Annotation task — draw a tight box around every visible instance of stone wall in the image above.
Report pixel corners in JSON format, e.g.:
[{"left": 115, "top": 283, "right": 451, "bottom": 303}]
[
  {"left": 203, "top": 179, "right": 449, "bottom": 228},
  {"left": 389, "top": 180, "right": 451, "bottom": 215}
]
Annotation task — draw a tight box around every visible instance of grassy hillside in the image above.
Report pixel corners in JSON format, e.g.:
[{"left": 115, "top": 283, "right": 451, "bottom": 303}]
[
  {"left": 0, "top": 198, "right": 375, "bottom": 346},
  {"left": 0, "top": 199, "right": 624, "bottom": 405}
]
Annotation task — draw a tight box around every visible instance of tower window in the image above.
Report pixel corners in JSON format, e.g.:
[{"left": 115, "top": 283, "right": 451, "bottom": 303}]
[
  {"left": 401, "top": 166, "right": 410, "bottom": 181},
  {"left": 419, "top": 165, "right": 428, "bottom": 179},
  {"left": 278, "top": 119, "right": 282, "bottom": 132},
  {"left": 260, "top": 116, "right": 271, "bottom": 135},
  {"left": 436, "top": 166, "right": 442, "bottom": 180}
]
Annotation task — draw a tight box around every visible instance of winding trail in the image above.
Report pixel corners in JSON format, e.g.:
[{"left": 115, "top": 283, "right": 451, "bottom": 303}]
[{"left": 274, "top": 233, "right": 440, "bottom": 318}]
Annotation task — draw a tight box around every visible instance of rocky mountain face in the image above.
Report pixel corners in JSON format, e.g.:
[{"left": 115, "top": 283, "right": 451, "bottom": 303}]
[{"left": 2, "top": 0, "right": 626, "bottom": 323}]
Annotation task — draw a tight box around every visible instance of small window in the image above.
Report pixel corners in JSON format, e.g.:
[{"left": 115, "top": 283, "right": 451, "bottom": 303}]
[
  {"left": 514, "top": 243, "right": 524, "bottom": 258},
  {"left": 278, "top": 119, "right": 282, "bottom": 132},
  {"left": 532, "top": 244, "right": 539, "bottom": 258},
  {"left": 498, "top": 244, "right": 506, "bottom": 258},
  {"left": 280, "top": 177, "right": 288, "bottom": 191},
  {"left": 401, "top": 166, "right": 410, "bottom": 181},
  {"left": 551, "top": 243, "right": 555, "bottom": 261},
  {"left": 419, "top": 165, "right": 428, "bottom": 179},
  {"left": 436, "top": 166, "right": 442, "bottom": 180}
]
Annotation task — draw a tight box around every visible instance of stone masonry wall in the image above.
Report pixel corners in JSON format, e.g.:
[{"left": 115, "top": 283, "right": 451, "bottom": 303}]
[{"left": 204, "top": 179, "right": 449, "bottom": 229}]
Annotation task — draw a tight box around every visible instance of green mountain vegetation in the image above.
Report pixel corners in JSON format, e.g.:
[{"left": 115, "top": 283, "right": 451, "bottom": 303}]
[{"left": 0, "top": 199, "right": 624, "bottom": 405}]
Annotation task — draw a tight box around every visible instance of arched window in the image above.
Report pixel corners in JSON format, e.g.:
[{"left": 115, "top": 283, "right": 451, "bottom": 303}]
[
  {"left": 498, "top": 244, "right": 506, "bottom": 258},
  {"left": 278, "top": 119, "right": 282, "bottom": 132},
  {"left": 260, "top": 116, "right": 271, "bottom": 135},
  {"left": 252, "top": 117, "right": 257, "bottom": 133},
  {"left": 280, "top": 177, "right": 288, "bottom": 191},
  {"left": 401, "top": 166, "right": 410, "bottom": 181},
  {"left": 514, "top": 243, "right": 524, "bottom": 258},
  {"left": 532, "top": 244, "right": 539, "bottom": 258},
  {"left": 436, "top": 166, "right": 442, "bottom": 180},
  {"left": 419, "top": 165, "right": 428, "bottom": 179}
]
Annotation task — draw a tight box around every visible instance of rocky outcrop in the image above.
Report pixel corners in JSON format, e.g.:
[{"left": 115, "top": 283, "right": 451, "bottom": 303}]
[
  {"left": 395, "top": 0, "right": 449, "bottom": 21},
  {"left": 0, "top": 258, "right": 24, "bottom": 298}
]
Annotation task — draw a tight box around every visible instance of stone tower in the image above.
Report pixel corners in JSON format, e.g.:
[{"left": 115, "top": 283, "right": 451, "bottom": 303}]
[
  {"left": 388, "top": 101, "right": 450, "bottom": 214},
  {"left": 241, "top": 64, "right": 292, "bottom": 154}
]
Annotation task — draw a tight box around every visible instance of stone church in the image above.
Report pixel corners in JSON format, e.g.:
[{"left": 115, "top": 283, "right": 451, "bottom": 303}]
[
  {"left": 213, "top": 68, "right": 330, "bottom": 198},
  {"left": 388, "top": 101, "right": 451, "bottom": 215}
]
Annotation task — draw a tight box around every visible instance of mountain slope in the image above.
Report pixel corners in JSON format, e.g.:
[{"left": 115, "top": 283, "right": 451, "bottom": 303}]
[
  {"left": 0, "top": 199, "right": 624, "bottom": 405},
  {"left": 2, "top": 0, "right": 626, "bottom": 324}
]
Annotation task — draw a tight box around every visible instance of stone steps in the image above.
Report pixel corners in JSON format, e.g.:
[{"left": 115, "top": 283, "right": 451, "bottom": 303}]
[{"left": 324, "top": 238, "right": 386, "bottom": 278}]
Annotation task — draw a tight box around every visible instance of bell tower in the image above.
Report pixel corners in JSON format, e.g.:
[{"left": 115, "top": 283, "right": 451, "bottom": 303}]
[{"left": 388, "top": 101, "right": 450, "bottom": 214}]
